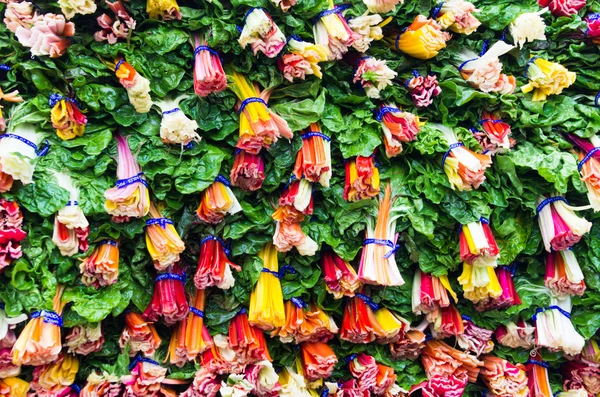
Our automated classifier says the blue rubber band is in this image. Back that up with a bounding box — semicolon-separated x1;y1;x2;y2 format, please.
524;56;539;78
237;97;267;115
441;142;465;167
0;64;10;71
162;108;180;116
302;131;331;142
363;238;400;259
375;106;400;121
71;384;81;394
345;354;358;364
321;388;329;397
462;315;472;322
283;174;297;191
31;310;63;327
114;59;125;73
115;172;148;189
190;307;204;318
155;273;186;283
578;147;600;172
129;355;159;370
480;39;489;57
194;45;219;57
235;149;242;155
97;240;117;247
395;33;401;50
532;305;571;322
200;235;231;256
313;4;351;24
500;27;508;42
480;217;489;224
430;2;444;19
479;119;503;125
499;262;518;276
215;174;231;187
535;196;568;216
0;303;4;310
355;293;380;311
0;133;49;156
262;265;296;279
145;218;173;228
290;297;307;309
67;201;78;206
595;91;600;108
458;58;478;72
525;359;550;369
589;13;600;21
238;307;248;315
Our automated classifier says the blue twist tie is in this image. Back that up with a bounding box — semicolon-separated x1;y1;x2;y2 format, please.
441;142;465;167
0;302;4;310
535;196;568;216
595;91;600;108
67;201;78;206
145;218;173;228
115;172;148;189
430;2;444;19
185;141;195;149
480;217;489;224
190;307;205;318
532;305;571;322
302;131;331;142
462;315;472;322
363;238;400;259
236;25;243;33
525;359;550;369
589;13;600;21
215;174;231;187
0;64;10;71
238;307;248;315
237;97;267;114
578;147;600;172
200;235;231;256
283;174;298;190
355;293;380;311
479;118;503;125
0;133;50;156
395;33;401;50
321;388;329;397
524;56;539;78
375;106;400;121
194;45;219;57
162;108;180;116
458;58;478;72
155;273;186;283
97;240;117;247
114;59;125;73
48;93;63;108
480;40;489;57
500;27;508;42
290;297;307;309
71;384;81;394
499;262;518;276
313;4;351;24
262;265;296;279
235;149;242;155
31;310;63;327
345;354;358;365
424;333;433;342
129;355;159;370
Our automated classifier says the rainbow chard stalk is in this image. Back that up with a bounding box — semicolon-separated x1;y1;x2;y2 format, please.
0;123;47;193
404;71;441;108
143;263;189;326
472;110;514;155
389;325;427;359
320;250;361;299
0;88;23;132
420;340;482;386
348;13;388;53
480;356;528;397
0;305;27;378
435;0;481;34
539;0;586;17
274;299;338;344
12;285;66;366
456;317;494;356
456;41;516;94
231;150;265;192
238;8;286;58
181;367;220;397
313;1;356;61
196;175;242;224
430;302;465;338
437;124;492;191
525;352;553;397
29;353;79;395
194;236;239;290
192;32;227;97
121;356;171;396
0;378;29;397
81;372;122;396
412;270;457;321
153;95;200;146
495;319;535;349
545;250;585;296
278;363;315;397
376;103;422;157
94;0;136;43
561;359;600;396
583;339;600;364
229;310;273;365
229;72;292;154
568;134;600;211
168;289;213;367
79;240;119;288
294;123;331;187
522;56;576;102
362;0;402;13
475;265;521;311
339;293;385;343
534;294;585;355
104;133;151;222
300;342;337;382
359;184;404;287
587;13;600;45
51;173;89;257
344;155;380;201
119;311;162;357
145;203;185;271
387;15;450;59
49;93;87;140
536;195;592;252
351;55;397;99
110;57;153;113
277;36;328;82
146;0;181;20
509;9;547;48
58;0;96;18
374;306;411;344
65;323;104;355
0;199;27;272
249;244;286;330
